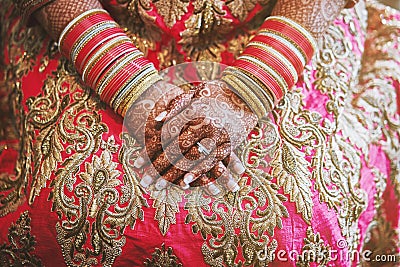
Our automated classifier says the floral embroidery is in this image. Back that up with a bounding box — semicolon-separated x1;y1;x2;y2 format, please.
1;0;399;266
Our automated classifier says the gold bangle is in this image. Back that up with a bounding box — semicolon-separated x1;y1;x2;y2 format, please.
229;68;275;110
82;37;131;83
221;74;270;118
70;21;119;65
238;55;289;96
58;9;108;52
111;64;154;110
119;73;163;116
95;51;142;95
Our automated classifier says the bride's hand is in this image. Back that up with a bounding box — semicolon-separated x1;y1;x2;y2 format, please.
134;80;257;193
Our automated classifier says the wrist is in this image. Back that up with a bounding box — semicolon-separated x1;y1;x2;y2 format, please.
223;16;316;118
58;8;162;116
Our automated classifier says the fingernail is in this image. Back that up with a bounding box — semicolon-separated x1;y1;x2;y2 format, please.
207;184;221;195
181;183;190;190
227;180;240;192
155;111;167;122
134;156;145;168
140;174;153;188
183;173;194;185
155;178;167;190
233;162;246;174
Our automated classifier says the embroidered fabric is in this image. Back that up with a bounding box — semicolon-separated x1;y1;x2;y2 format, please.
0;0;399;266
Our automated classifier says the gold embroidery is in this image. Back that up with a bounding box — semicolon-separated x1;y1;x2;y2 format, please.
359;1;400;199
0;211;42;266
185;119;286;266
109;0;161;56
144;243;183;266
226;31;254;60
271;142;313;224
151;186;184;235
361;217;400;266
185;7;376;265
308;8;369;249
227;0;259;22
0;1;51;216
157;41;186;69
296;227;331;267
2;1;399;267
11;50;146;264
51;112;146;265
153;0;189;28
114;0;275;64
179;0;232;60
357;6;400;265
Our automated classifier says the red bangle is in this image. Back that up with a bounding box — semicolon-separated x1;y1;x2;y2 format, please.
85;42;136;87
61;13;113;55
250;35;303;75
91;47;138;89
233;59;283;101
241;46;295;87
101;59;151;103
75;28;125;72
260;19;314;62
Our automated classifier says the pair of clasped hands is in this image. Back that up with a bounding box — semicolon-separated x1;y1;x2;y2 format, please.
125;79;258;195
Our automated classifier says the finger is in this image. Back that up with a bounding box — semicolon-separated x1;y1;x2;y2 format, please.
134;149;150;169
223;173;240;192
188;174;221;196
154;177;169;191
142;90;197;159
143;116;210;162
223;152;246;175
158;89;196;122
209;161;240;192
344;0;358;8
179;142;231;183
158;141;230;186
149;122;228;179
139;164;160;188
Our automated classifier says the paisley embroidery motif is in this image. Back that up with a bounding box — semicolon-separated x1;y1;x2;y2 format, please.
1;0;399;266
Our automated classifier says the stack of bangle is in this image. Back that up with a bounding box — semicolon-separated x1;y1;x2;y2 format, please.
58;9;162;116
222;16;317;118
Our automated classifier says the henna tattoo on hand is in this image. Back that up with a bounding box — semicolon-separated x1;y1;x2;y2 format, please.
271;0;347;40
34;0;103;40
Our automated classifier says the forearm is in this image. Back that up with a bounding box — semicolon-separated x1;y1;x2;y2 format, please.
34;0;103;40
19;0;162;117
222;0;350;118
271;0;348;40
